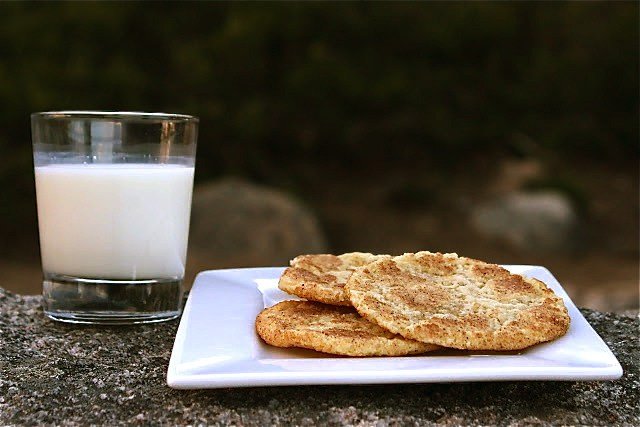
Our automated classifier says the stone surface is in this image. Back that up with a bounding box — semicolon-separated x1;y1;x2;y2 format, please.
189;179;327;268
470;191;579;253
1;287;638;426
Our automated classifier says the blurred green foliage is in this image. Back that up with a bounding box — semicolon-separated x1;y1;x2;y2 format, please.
0;2;637;241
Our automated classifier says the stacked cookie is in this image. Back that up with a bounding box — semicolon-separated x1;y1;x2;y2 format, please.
255;251;570;356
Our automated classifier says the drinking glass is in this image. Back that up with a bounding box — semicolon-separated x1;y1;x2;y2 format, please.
31;111;198;324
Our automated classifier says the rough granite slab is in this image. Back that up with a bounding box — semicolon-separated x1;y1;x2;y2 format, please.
0;287;638;426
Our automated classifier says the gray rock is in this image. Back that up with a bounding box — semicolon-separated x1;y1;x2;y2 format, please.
189;179;327;268
470;191;579;252
1;287;638;426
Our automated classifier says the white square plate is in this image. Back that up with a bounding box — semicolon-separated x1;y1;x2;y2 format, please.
167;266;622;389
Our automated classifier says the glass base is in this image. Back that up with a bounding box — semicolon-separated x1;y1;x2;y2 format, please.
42;274;183;325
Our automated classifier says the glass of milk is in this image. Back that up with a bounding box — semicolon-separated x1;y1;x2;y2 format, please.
31;111;198;324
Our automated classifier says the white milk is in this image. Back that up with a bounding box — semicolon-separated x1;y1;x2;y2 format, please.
35;164;195;280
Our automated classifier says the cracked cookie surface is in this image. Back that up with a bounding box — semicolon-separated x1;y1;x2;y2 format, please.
278;252;390;306
345;251;570;350
256;300;439;356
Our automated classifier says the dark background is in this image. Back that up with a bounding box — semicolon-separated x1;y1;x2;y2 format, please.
0;2;637;310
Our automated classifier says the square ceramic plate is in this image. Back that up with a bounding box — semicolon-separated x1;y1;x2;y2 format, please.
167;266;622;389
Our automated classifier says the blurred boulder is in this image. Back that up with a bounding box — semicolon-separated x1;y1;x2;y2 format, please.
489;157;544;195
470;191;579;253
189;179;327;267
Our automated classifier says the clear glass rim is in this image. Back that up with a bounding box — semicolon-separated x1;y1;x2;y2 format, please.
31;110;198;123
